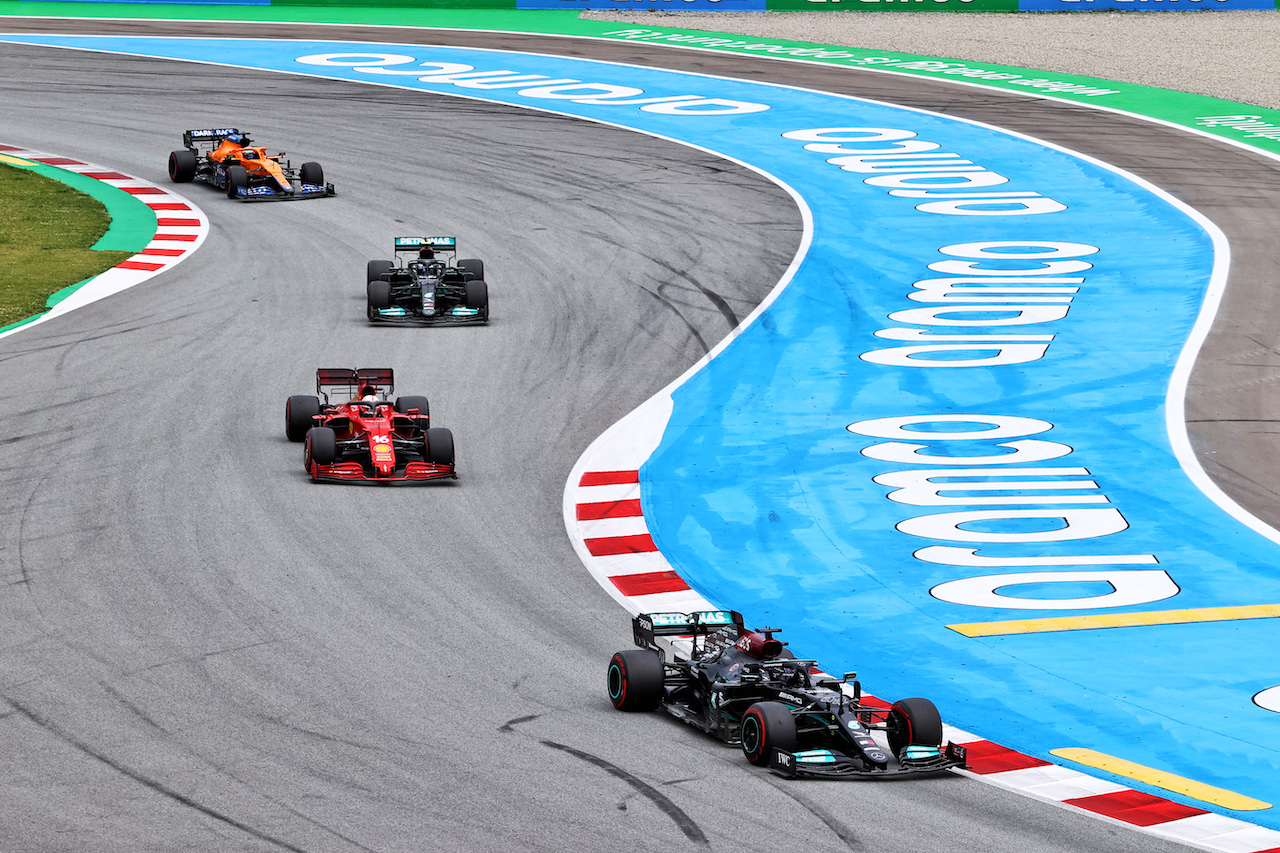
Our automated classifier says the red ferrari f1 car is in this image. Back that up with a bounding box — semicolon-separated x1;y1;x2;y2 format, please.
284;368;456;483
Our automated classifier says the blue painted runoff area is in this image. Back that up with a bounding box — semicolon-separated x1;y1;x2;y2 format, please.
1;33;1274;821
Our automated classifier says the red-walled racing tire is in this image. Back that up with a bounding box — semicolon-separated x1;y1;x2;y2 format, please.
607;649;663;712
741;701;798;766
887;697;944;757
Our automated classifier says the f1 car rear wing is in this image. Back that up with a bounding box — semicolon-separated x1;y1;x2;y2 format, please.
395;236;457;251
315;367;394;403
182;128;246;149
394;237;457;262
633;610;743;648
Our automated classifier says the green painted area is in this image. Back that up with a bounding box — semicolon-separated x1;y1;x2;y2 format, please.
0;2;586;28
0;154;156;331
1;2;1277;159
6;156;157;252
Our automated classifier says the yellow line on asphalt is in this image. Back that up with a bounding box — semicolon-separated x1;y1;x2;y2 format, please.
1051;748;1271;811
947;603;1280;637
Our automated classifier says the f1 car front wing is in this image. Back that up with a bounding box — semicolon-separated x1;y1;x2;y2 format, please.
769;742;967;779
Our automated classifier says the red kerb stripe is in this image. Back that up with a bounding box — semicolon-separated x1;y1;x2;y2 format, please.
961;740;1052;774
611;572;690;596
152;233;198;242
580;470;640;487
156;217;202;227
1063;790;1208;827
137;248;186;257
32;157;86;166
121;186;166;195
116;261;166;272
577;499;643;521
585;534;657;556
82;171;132;180
146;202;191;211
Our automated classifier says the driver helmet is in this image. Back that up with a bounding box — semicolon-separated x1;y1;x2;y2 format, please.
418;246;435;259
358;384;380;401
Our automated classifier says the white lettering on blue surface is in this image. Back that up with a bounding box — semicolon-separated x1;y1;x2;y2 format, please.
781;127;1067;215
862;241;1099;368
294;53;769;114
846;414;1168;611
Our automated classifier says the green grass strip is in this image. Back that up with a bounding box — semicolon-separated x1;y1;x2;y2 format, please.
0;155;155;329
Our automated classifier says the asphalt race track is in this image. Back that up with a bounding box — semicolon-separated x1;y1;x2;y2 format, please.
4;18;1279;853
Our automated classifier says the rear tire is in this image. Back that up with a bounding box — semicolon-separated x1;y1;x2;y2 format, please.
464;279;488;317
741;701;798;766
305;426;337;468
367;260;394;283
224;164;247;199
394;395;430;421
300;161;324;186
168;149;196;182
424;428;454;465
887;697;944;756
607;649;664;711
457;258;484;280
285;395;321;442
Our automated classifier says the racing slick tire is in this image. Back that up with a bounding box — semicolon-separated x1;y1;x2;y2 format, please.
887;697;944;756
457;258;485;281
741;701;798;766
168;149;196;183
607;649;664;712
300;161;324;186
224;164;248;199
464;280;489;316
394;395;430;422
424;428;454;465
367;260;394;283
367;280;392;317
285;395;322;442
305;426;337;469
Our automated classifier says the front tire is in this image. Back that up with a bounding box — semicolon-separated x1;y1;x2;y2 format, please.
300;161;324;186
464;279;488;317
168;149;196;182
305;426;337;469
367;280;392;317
424;428;454;465
741;701;798;766
367;260;394;283
887;697;944;756
607;649;663;711
285;395;321;442
224;164;247;199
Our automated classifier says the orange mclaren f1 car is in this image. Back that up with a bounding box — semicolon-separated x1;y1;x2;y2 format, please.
167;128;334;201
285;368;456;484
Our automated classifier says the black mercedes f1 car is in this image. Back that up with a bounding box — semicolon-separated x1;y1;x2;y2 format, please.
608;610;967;779
366;237;488;325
